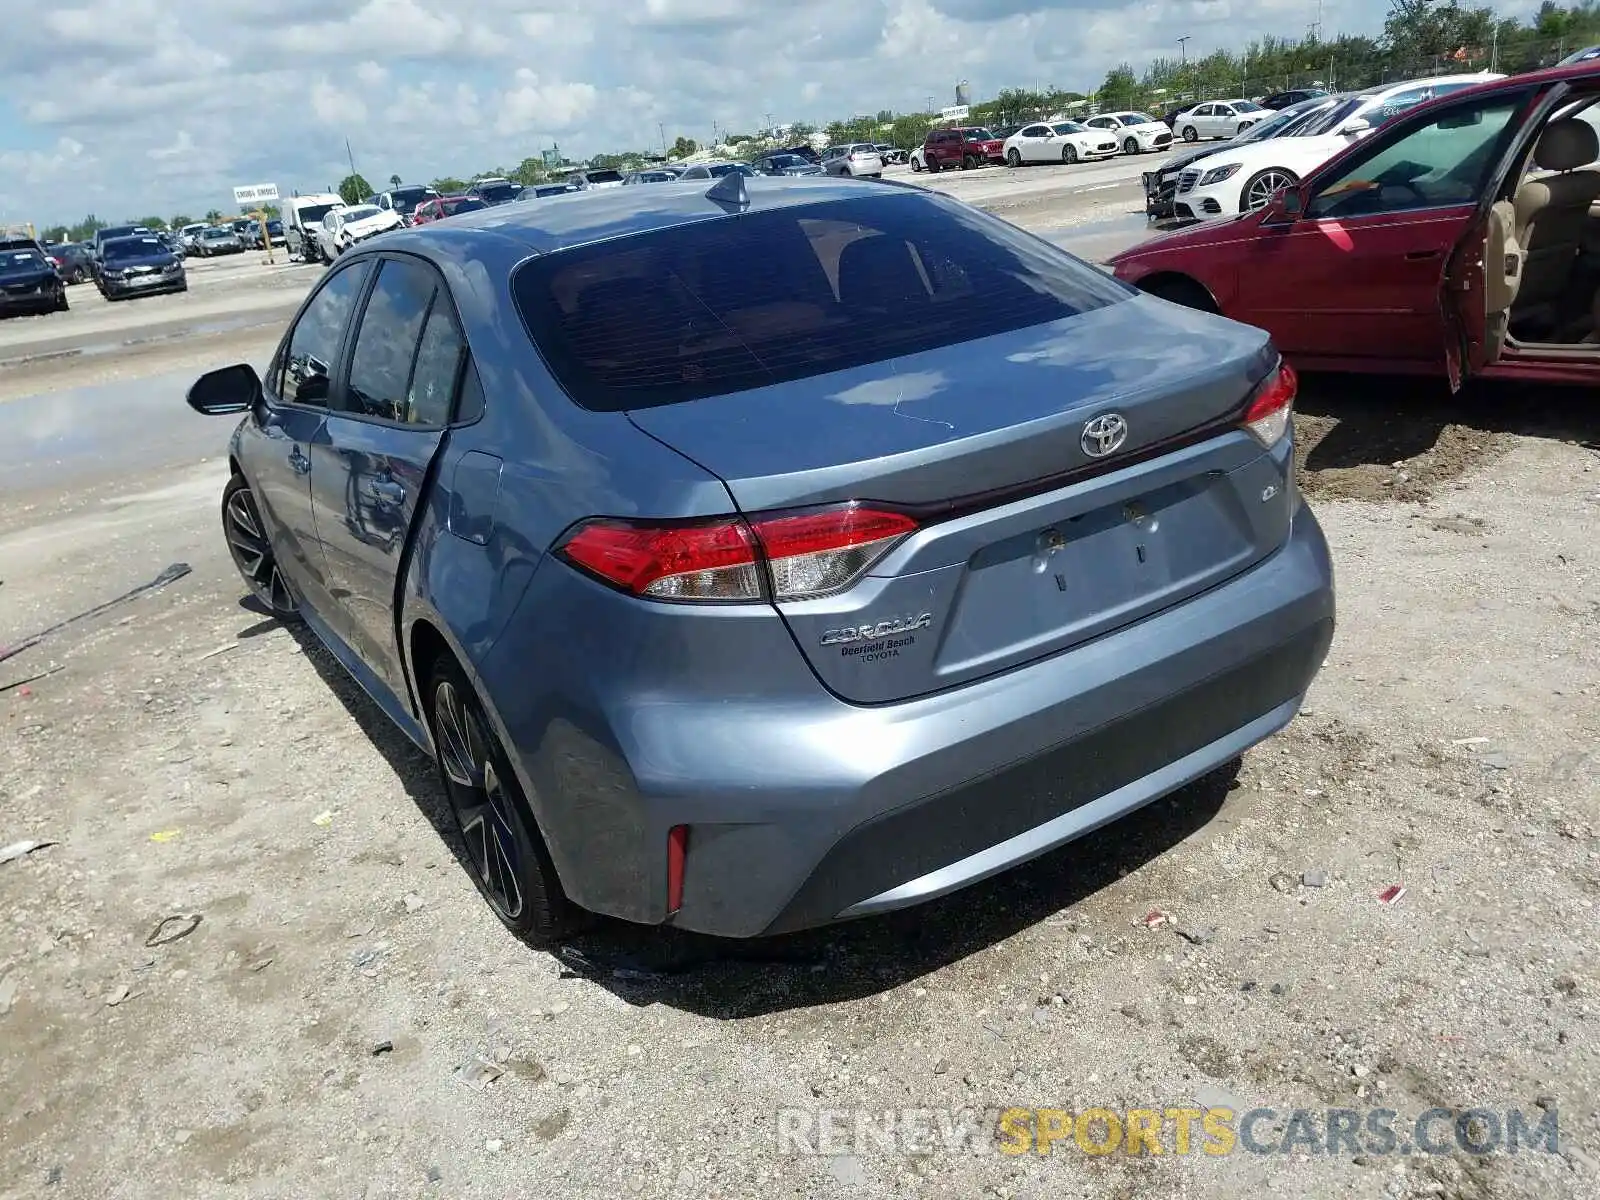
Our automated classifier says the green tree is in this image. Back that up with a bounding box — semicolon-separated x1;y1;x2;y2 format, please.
42;225;69;242
670;135;698;158
337;173;373;205
136;215;168;230
170;214;193;231
204;209;222;223
431;176;468;193
510;158;547;185
389;173;402;188
1098;64;1139;108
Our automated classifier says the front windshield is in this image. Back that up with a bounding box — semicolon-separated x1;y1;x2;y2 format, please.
391;188;436;213
1052;122;1086;134
105;237;165;261
1235;100;1334;142
771;155;803;167
202;229;230;239
966;128;995;141
1118;113;1155;125
341;206;381;222
1234;100;1266;112
296;203;339;225
1300;96;1370;136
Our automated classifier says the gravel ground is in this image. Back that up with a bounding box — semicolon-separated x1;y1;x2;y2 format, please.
2;171;1599;1199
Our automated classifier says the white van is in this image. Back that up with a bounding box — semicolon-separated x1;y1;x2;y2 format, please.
283;194;345;263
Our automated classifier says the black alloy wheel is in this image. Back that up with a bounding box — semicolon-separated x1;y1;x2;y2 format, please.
222;475;298;618
1061;145;1078;164
427;655;577;940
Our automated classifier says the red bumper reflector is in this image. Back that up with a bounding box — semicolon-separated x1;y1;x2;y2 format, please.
667;825;689;915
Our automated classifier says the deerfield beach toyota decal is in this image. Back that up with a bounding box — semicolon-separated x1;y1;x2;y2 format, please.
820;612;934;662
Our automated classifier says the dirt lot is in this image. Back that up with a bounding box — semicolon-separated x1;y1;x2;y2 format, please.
3;182;1599;1199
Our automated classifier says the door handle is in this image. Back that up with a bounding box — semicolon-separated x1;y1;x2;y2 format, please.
364;478;406;506
288;446;311;475
1405;249;1441;261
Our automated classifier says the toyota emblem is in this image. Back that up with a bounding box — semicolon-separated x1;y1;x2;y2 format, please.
1080;413;1129;458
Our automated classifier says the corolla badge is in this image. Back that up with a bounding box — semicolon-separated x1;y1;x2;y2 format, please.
1081;412;1130;458
820;612;933;647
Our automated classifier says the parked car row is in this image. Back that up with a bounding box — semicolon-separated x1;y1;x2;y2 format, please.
1143;72;1506;220
1115;62;1600;388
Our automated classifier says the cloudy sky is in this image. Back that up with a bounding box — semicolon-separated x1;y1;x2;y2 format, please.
0;0;1496;226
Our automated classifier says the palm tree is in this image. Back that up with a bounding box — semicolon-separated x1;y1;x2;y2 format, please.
204;209;222;223
389;174;402;189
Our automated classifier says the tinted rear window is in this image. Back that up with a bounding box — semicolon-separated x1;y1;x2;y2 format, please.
510;192;1129;412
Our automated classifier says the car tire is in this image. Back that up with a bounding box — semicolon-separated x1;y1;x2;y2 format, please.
910;156;923;172
926;155;940;174
54;292;68;313
1007;148;1022;168
425;652;584;943
222;474;300;620
962;154;978;170
1240;167;1300;213
1123;137;1139;155
1061;145;1078;165
1182;125;1198;142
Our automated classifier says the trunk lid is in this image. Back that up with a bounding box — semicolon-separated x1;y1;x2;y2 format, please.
629;296;1293;703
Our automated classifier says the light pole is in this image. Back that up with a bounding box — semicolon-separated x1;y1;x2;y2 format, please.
1177;36;1191;103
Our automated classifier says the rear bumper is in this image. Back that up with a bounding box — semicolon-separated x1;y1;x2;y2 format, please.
489;499;1334;938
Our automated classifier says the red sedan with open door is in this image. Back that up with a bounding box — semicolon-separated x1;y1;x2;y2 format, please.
1108;61;1600;389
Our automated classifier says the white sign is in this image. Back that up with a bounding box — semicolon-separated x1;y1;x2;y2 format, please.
232;183;280;206
940;105;970;121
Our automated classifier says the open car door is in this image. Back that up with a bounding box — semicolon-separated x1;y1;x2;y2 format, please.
1441;200;1522;391
1441;81;1579;390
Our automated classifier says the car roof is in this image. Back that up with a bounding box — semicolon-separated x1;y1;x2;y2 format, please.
370;176;926;257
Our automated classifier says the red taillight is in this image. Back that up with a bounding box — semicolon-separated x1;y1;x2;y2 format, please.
1242;360;1297;447
666;825;688;915
556;504;917;603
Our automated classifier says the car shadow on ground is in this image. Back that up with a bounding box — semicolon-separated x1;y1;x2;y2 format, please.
267;599;1240;1016
1296;373;1600;472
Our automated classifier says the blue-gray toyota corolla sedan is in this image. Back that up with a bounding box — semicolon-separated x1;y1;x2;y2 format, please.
187;174;1335;941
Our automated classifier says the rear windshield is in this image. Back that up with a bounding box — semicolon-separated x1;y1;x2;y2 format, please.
443;196;488;215
2;249;46;268
511;192;1129;412
584;170;624;183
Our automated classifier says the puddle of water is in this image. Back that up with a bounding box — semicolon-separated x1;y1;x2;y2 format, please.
0;314;280;370
0;362;264;492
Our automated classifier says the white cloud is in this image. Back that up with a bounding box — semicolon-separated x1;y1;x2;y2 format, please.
497;70;599;135
0;0;1400;225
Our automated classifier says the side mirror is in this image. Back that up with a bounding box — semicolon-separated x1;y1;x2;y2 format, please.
1342;117;1371;138
187;363;261;415
1263;187;1303;224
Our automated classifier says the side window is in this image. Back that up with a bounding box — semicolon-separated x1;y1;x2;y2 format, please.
454;357;485;425
407;298;467;426
1308;95;1525;220
342;258;437;423
280;261;370;407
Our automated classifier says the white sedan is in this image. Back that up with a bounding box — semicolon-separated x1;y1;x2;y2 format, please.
1170;72;1506;219
1173;99;1269;142
1002;121;1121;167
1081;111;1176;155
314;204;404;262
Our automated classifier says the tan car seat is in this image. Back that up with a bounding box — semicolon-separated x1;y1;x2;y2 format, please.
1512;118;1600;319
